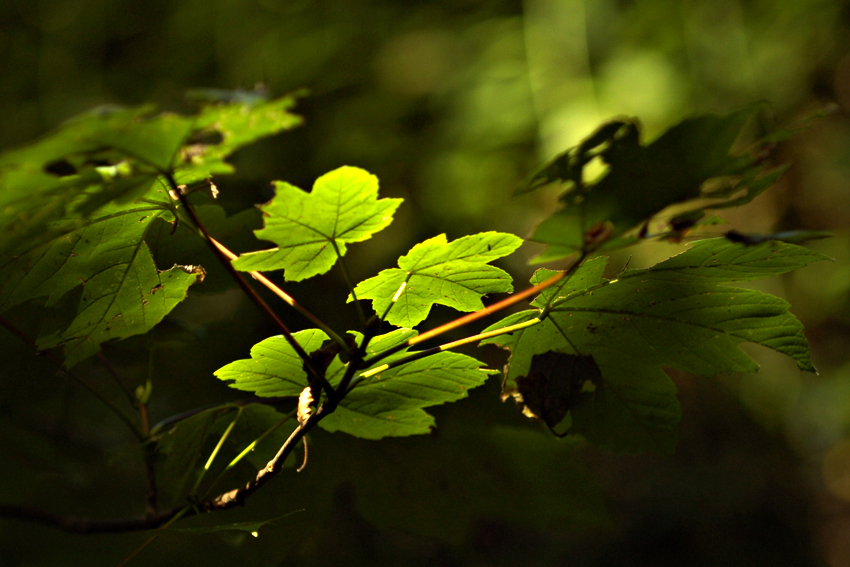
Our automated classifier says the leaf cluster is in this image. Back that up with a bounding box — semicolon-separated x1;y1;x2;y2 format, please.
0;95;827;543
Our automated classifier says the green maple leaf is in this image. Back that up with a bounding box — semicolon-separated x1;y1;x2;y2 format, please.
174;93;303;185
319;330;496;439
352;231;523;328
232;166;402;281
214;329;330;396
0;96;303;259
482;238;826;454
0;201;201;367
0;107;194;258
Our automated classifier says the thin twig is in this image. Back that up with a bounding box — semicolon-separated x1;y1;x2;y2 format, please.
0;247;590;536
361;252;586;368
0;504;179;534
357;318;542;381
164;173;335;400
208;237;350;352
200;400;332;513
96;352;136;405
0;316;144;440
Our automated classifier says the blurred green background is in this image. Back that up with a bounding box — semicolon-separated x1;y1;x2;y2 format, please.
1;0;850;565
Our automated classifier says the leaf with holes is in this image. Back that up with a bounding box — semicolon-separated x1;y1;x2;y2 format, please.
352;231;523;328
232;166;402;281
482;238;826;453
174;93;304;185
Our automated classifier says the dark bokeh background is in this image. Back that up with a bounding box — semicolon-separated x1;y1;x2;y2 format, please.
2;0;850;565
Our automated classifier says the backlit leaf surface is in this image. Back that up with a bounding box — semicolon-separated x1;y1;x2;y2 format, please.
319;329;495;439
352;231;522;328
232;166;401;280
214;329;330;397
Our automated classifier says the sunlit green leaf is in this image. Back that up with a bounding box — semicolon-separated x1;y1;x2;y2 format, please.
232;166;402;281
319;329;495;439
174;93;303;185
214;329;330;396
352;231;523;328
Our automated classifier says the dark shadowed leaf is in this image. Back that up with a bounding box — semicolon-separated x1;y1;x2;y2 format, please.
483;238;826;453
525;110;782;260
0;201;202;366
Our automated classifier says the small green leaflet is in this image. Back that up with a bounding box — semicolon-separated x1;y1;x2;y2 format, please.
0;202;201;367
319;329;496;439
232;167;402;281
215;329;330;396
215;328;493;439
482;238;826;454
352;232;523;328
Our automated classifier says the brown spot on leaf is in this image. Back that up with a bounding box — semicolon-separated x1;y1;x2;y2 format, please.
502;351;602;432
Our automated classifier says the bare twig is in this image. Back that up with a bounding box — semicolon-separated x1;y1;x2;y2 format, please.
0;504;179;534
96;352;136;405
208;237;350;352
0;244;589;536
356;318;542;382
361;252;586;368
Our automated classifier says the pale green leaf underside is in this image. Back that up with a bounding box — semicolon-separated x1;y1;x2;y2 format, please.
232;166;402;281
353;232;523;328
214;329;330;396
482;239;825;453
319;329;495;439
0;96;302;259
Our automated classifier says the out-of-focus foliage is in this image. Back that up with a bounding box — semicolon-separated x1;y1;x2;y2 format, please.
1;0;849;565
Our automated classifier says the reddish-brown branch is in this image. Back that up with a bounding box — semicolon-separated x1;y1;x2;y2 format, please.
165;175;335;399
